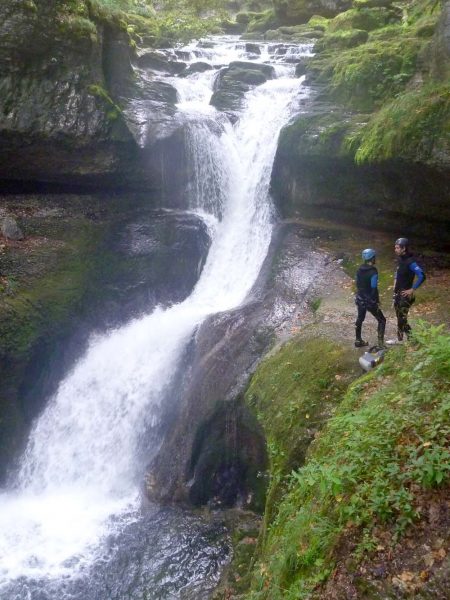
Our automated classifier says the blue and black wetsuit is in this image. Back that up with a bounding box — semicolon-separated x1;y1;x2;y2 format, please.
355;264;386;344
394;254;426;339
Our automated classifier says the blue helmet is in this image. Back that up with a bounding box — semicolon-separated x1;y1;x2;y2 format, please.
362;248;376;261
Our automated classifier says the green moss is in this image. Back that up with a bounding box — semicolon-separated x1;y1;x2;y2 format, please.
314;28;369;51
236;11;261;24
352;0;394;7
327;7;396;33
245;324;450;599
245;337;355;534
247;9;279;32
278;112;362;160
324;36;421;110
23;0;37;12
307;14;330;30
350;83;450;164
0;219;101;357
57;13;98;41
88;83;123;119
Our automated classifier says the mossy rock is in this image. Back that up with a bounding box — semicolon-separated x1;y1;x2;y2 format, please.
314;28;369;51
327;7;398;32
263;28;292;40
307;14;330;30
236;10;260;24
278;23;324;37
353;0;394;7
220;18;246;34
352;82;450;167
273;0;353;24
247;9;280;32
311;34;422;110
278;111;359;160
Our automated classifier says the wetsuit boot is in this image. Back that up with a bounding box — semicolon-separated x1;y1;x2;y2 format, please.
355;325;368;348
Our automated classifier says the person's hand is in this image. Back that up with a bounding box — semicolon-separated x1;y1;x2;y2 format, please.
401;288;414;298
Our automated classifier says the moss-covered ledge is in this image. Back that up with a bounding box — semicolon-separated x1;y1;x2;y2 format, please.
271;110;450;246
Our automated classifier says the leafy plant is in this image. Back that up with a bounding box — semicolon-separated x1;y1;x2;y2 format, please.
244;322;450;599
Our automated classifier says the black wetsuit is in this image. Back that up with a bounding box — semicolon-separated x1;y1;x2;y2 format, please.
394;254;426;339
355;263;386;343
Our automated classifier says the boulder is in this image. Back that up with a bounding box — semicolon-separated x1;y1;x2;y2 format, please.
1;216;24;240
183;61;213;76
245;42;262;54
137;51;185;74
210;62;275;113
314;28;369;50
273;0;352;25
295;57;311;76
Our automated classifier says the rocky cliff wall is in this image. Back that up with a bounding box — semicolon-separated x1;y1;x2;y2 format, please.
0;0;193;199
270;0;450;246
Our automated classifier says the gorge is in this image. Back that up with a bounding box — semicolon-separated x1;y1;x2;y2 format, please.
0;1;449;599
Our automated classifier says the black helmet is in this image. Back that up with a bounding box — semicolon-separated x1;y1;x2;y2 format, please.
395;237;409;248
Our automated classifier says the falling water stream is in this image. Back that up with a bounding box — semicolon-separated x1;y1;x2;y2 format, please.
0;36;310;600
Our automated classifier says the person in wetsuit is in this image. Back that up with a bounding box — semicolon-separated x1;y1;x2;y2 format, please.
355;248;386;348
393;237;426;341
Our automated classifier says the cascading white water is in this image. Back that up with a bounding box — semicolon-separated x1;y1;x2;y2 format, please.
0;37;307;594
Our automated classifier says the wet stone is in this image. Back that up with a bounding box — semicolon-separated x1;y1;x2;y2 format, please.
1;216;24;240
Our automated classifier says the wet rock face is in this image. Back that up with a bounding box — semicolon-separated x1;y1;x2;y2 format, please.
145;223;347;510
271;102;450;248
210;61;276;114
428;0;450;80
0;0;184;191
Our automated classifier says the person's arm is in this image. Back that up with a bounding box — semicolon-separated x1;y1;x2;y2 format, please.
401;262;425;297
410;262;425;289
370;272;379;302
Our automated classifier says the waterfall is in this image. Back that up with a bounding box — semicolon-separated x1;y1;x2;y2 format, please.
0;36;308;597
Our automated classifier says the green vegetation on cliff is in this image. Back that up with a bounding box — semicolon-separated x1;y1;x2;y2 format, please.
351;82;450;165
56;0;225;47
242;324;450;599
281;0;450;169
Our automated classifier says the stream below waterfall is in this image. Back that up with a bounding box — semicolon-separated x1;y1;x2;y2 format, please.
0;36;311;600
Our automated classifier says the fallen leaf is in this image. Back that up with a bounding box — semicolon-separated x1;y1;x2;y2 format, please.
424;553;435;568
435;548;447;560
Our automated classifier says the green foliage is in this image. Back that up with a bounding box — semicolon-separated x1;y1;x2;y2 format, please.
307;14;329;30
245;323;450;599
314;28;369;51
327;7;395;33
245;338;355;542
350;83;450;163
247;9;279;33
325;36;421;110
88;84;123;120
